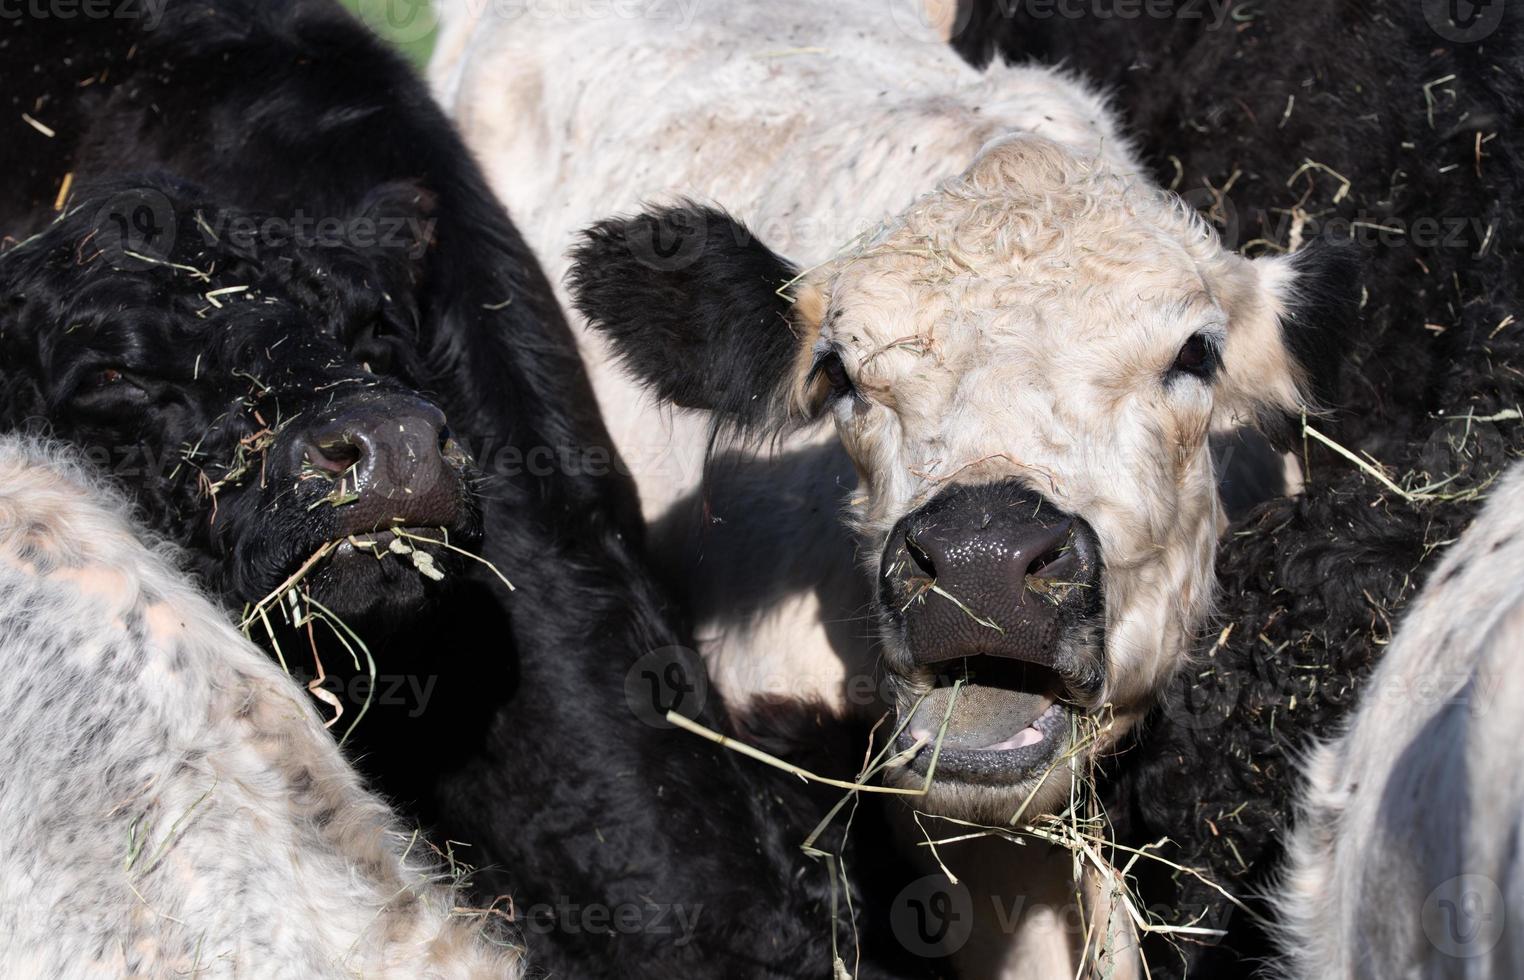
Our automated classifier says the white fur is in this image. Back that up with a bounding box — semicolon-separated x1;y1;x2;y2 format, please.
0;438;523;979
1274;463;1524;979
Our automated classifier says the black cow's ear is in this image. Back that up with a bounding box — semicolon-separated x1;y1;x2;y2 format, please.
351;180;438;281
568;203;814;435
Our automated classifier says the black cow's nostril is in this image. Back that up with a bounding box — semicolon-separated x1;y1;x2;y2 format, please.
287;395;463;533
306;439;362;476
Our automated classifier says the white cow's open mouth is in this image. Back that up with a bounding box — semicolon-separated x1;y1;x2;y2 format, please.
894;657;1078;784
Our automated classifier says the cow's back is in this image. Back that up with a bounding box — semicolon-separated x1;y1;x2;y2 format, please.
0;438;520;978
1276;463;1524;978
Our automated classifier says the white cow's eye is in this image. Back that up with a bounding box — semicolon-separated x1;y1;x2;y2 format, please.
1170;333;1220;381
810;349;859;402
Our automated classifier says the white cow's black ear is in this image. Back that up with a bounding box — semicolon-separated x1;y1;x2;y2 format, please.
1218;235;1362;448
569;203;810;435
1278;237;1363;413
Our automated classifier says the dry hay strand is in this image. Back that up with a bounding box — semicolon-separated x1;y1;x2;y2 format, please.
237;527;515;742
894;576;1006;634
910;710;1264;979
666;686;963;978
674;694;1260;977
1302;412;1518;505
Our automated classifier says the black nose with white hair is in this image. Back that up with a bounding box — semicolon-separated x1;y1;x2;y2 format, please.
879;481;1103;669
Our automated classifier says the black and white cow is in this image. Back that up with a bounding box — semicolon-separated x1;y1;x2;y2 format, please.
948;3;1524;974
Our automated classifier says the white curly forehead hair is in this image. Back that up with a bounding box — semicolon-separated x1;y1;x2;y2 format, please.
570;134;1359;820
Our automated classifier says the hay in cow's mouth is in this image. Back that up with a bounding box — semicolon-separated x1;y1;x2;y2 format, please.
237;527;513;741
894;656;1077;783
906;706;1261;973
334;526;515;591
662;680;1260;975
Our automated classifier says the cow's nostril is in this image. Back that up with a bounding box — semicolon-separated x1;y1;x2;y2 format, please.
287;396;464;534
879;483;1102;671
905;533;937;578
307;440;362;476
1026;536;1072;579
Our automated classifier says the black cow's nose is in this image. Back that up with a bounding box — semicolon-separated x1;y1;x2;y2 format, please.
881;482;1102;668
291;395;462;532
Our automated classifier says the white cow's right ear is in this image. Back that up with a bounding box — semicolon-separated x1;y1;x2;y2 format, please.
568;203;821;437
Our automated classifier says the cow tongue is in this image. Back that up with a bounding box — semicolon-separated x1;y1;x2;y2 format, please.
908;682;1054;752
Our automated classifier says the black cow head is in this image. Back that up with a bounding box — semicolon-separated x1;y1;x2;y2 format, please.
0;176;482;625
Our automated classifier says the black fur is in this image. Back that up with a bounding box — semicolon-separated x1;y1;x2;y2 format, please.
0;4;934;977
1210;429;1284;522
956;2;1524;975
1281;237;1364;418
0;175;484;621
952;0;1206;79
569;203;807;433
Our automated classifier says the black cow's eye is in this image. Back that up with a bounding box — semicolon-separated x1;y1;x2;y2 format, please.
809;349;858;402
71;366;150;413
1170;333;1219;381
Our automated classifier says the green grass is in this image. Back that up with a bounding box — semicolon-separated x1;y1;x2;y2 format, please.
337;0;438;68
